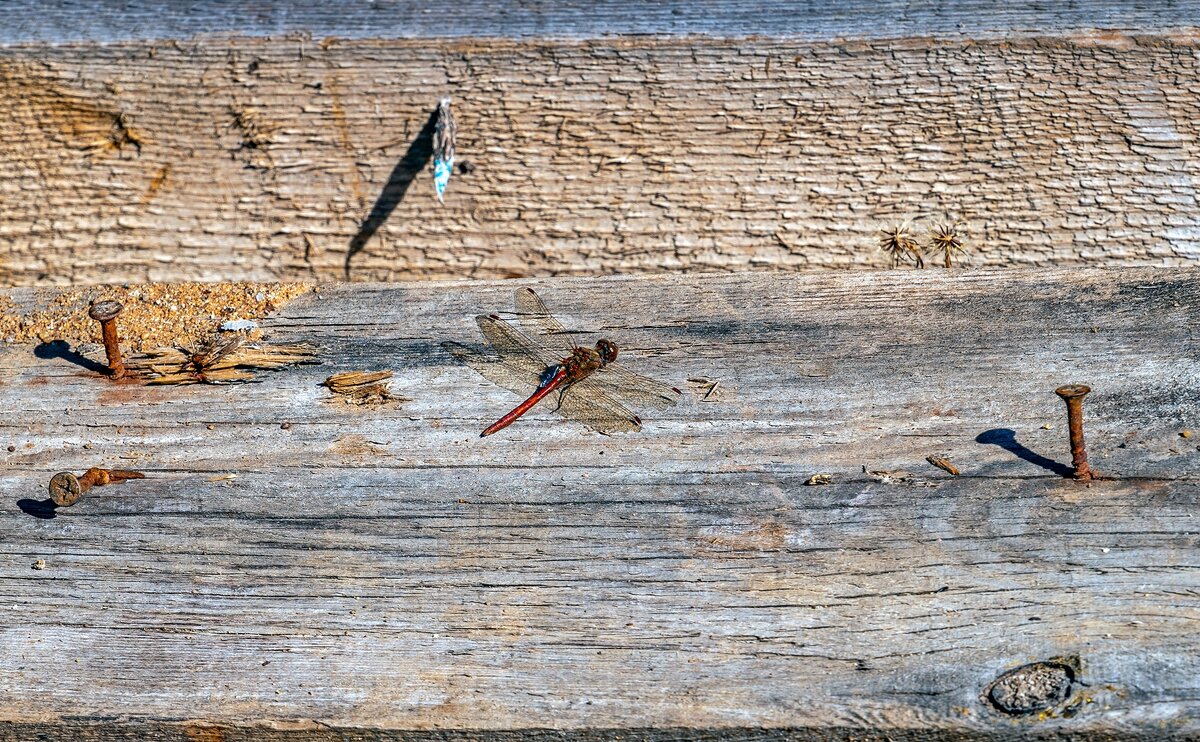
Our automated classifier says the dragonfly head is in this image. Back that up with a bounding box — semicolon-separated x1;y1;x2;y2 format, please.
595;339;618;365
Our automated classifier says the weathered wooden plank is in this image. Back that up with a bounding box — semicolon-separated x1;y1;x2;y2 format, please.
0;268;1197;738
2;0;1197;44
2;33;1199;286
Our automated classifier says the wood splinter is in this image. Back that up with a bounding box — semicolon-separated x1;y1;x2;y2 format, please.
127;335;319;385
324;370;408;407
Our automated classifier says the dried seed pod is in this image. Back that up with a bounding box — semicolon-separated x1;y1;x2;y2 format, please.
927;221;967;268
878;222;924;268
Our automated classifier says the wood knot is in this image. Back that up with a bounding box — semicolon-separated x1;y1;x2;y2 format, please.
985;656;1079;716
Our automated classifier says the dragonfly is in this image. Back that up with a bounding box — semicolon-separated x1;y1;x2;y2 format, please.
448;288;681;437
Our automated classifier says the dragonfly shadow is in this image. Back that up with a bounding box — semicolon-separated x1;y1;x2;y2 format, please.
17;498;58;520
34;340;108;374
441;340;497;370
345;106;439;279
976;428;1073;477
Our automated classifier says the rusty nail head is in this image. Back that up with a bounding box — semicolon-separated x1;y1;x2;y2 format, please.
88;300;123;323
1055;384;1091;401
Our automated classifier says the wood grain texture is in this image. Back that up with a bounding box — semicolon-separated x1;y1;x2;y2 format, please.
0;268;1197;739
2;0;1197;44
2;33;1200;286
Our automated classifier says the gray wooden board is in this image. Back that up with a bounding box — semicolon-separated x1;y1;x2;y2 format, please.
1;0;1197;44
0;267;1198;738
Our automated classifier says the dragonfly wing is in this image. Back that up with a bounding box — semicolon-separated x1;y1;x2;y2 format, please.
443;315;560;399
514;287;579;351
476;314;563;370
442;339;541;399
582;363;682;410
556;383;643;435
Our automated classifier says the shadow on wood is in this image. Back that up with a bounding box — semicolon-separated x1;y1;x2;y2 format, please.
345;106;439;279
976;428;1073;478
16;498;57;520
33;340;107;375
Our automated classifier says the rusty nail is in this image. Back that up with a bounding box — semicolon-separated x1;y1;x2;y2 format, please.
88;300;126;379
1055;384;1093;481
48;467;146;507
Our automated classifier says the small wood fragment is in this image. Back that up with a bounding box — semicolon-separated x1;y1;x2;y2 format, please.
687;377;723;402
805;473;833;486
864;467;914;484
926;455;961;476
324;370;408;408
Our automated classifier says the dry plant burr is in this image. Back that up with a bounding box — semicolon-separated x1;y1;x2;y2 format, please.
88;300;126;379
927;221;967;268
878;222;924;268
48;467;146;507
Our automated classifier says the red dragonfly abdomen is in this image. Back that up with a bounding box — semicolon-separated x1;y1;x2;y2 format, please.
480;365;570;437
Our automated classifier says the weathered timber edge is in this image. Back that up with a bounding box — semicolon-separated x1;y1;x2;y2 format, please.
2;0;1197;45
0;268;1197;738
0;724;1181;741
2;33;1200;285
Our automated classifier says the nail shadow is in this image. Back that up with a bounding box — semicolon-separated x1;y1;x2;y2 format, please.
344;106;439;279
34;340;108;374
17;498;58;520
976;428;1073;477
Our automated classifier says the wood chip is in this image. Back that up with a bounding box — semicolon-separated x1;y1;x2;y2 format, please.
864;467;914;484
324;370;408;408
926;455;961;476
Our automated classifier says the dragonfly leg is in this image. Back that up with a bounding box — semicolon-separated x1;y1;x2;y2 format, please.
551;382;573;413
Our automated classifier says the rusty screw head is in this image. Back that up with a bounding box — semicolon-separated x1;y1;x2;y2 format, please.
1055;384;1091;401
48;472;84;507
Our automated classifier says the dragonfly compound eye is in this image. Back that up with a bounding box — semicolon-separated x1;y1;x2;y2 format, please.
596;339;618;364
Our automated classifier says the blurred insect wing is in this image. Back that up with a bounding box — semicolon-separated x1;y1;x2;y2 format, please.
433;97;457;204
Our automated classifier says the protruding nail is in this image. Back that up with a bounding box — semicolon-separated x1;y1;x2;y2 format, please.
1055;384;1093;480
88;300;126;379
47;467;146;507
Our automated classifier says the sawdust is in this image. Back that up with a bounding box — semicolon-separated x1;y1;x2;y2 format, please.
0;283;314;352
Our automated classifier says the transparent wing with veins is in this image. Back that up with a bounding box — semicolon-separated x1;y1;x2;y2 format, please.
444;315;555;399
515;286;580;351
514;287;682;411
